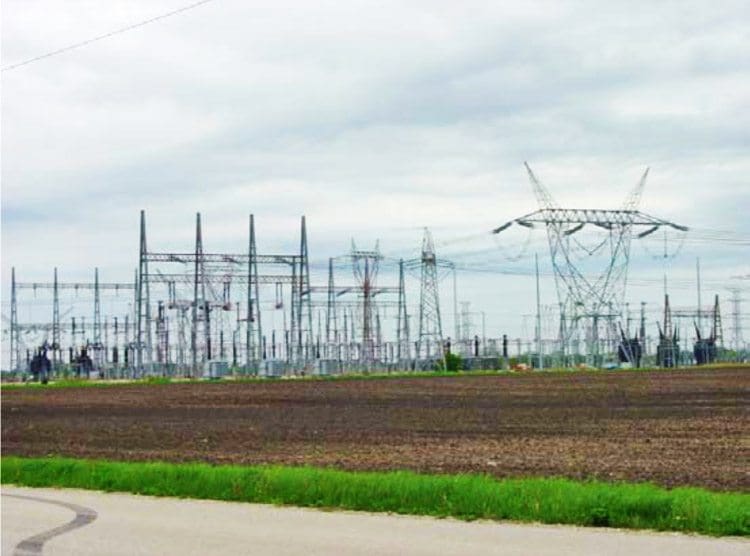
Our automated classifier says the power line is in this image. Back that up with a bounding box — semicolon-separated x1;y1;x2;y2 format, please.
1;0;220;72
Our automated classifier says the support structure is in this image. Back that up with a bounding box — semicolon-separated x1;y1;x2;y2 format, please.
93;267;103;368
712;294;723;348
494;163;687;366
294;216;313;364
416;229;443;360
52;268;60;370
657;294;679;367
351;241;381;365
535;253;543;369
325;257;338;359
727;287;744;353
191;212;210;375
137;210;152;375
8;268;134;375
396;259;410;364
245;214;263;372
10;267;19;372
135;211;314;376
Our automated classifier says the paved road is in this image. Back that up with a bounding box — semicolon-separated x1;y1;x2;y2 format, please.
2;486;747;555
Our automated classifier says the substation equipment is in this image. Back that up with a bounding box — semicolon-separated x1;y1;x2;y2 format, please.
134;212;420;377
7;266;136;378
7;165;742;378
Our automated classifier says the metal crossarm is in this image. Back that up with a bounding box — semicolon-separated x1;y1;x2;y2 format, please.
495;209;688;231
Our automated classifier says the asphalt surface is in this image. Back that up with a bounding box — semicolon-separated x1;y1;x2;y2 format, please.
2;486;748;555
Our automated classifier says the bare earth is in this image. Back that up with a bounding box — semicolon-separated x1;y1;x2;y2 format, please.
2;368;748;491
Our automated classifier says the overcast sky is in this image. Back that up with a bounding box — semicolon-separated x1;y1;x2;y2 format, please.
2;0;749;364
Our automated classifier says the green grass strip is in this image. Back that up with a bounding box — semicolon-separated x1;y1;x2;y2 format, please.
3;364;748;391
2;457;747;536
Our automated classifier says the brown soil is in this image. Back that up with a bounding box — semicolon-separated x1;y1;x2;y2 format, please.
2;368;748;491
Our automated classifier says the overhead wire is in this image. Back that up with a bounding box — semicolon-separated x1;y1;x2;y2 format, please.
1;0;220;72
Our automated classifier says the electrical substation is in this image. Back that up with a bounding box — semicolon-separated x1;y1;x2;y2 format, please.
3;166;748;380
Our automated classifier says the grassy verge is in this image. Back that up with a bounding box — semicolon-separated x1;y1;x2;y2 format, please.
0;371;511;390
0;377;174;390
3;364;749;391
2;457;747;536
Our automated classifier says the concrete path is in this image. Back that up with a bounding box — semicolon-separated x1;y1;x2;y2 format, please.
2;486;747;555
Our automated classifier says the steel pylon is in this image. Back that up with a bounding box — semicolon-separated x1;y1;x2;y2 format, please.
494;164;687;364
416;228;443;359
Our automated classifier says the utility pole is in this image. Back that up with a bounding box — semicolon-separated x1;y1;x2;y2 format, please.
662;228;669;296
131;268;137;375
535;253;543;370
71;317;76;359
246;214;262;371
325;257;337;359
192;212;206;376
246;215;254;372
113;317;119;371
10;267;18;372
52;267;60;372
452;265;458;346
93;267;102;369
558;303;567;365
396;258;409;365
363;257;374;362
297;216;313;364
480;311;486;357
696;258;702;335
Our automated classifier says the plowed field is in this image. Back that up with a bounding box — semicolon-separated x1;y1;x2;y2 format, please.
3;368;748;491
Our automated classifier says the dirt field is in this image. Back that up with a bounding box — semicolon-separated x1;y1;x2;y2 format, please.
2;368;748;491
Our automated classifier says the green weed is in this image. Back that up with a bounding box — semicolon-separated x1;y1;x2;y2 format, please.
1;456;747;537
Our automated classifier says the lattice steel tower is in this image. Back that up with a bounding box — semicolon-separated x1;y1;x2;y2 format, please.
396;259;410;363
351;241;381;364
416;228;443;359
494;163;687;364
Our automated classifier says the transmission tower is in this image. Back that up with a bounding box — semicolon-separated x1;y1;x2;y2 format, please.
292;216;313;363
246;214;262;370
190;212;211;375
325;257;338;359
730;287;744;353
711;294;723;347
396;258;410;364
351;241;381;365
494;163;687;365
460;301;472;342
416;228;443;359
136;210;152;375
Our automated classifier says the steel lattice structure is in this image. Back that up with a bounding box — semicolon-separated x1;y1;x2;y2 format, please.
136;211;314;376
494;163;688;364
350;241;382;365
8;266;135;373
415;228;443;359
